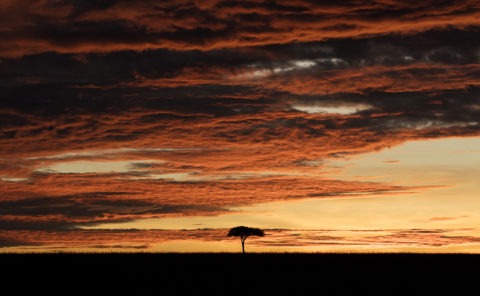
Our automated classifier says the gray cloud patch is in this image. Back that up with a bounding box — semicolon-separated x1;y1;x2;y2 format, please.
0;193;226;230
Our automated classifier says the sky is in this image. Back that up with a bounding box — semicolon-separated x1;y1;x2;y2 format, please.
1;0;480;253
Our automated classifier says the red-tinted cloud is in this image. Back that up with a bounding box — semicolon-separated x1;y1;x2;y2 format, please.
1;228;479;250
2;0;480;57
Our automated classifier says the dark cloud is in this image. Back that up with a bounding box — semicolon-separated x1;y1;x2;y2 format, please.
3;28;480;88
0;236;39;248
0;228;227;248
90;244;148;249
0;192;226;230
1;0;480;57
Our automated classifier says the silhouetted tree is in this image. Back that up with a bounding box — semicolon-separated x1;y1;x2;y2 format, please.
228;226;265;253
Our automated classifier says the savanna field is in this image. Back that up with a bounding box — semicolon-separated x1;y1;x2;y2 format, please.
2;253;479;295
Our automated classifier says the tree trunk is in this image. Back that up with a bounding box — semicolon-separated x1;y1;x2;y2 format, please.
241;238;245;254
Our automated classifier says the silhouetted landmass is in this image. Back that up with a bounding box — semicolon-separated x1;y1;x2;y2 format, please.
1;253;478;295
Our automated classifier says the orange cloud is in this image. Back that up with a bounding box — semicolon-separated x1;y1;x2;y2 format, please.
117;63;480;95
2;0;480;57
2;228;479;250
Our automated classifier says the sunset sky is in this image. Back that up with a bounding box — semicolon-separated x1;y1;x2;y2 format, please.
1;0;480;253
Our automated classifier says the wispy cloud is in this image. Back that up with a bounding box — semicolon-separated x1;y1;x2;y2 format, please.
2;228;479;251
2;0;480;57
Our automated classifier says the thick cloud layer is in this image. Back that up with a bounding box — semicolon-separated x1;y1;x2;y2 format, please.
1;0;480;57
1;0;480;249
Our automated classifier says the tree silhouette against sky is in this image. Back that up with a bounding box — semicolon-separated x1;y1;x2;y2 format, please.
228;226;265;253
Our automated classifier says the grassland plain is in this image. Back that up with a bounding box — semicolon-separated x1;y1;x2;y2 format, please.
1;253;479;295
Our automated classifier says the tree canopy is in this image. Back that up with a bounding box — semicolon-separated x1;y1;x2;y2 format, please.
228;226;265;253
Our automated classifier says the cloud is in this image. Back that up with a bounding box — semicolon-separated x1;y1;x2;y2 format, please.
0;228;229;248
2;0;480;57
0;171;409;230
2;228;479;250
251;229;480;248
34;159;165;174
291;102;373;115
413;216;470;223
1;1;480;238
0;235;40;248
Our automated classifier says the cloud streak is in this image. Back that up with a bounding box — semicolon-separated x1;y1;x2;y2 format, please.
2;0;480;57
2;228;479;251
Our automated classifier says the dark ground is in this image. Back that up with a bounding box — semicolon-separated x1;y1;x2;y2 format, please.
1;253;478;295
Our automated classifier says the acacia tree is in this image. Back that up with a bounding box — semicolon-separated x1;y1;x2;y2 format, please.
228;226;265;253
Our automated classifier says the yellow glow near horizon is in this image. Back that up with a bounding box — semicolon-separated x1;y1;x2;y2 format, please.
79;138;480;252
83;136;480;250
327;136;480;185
